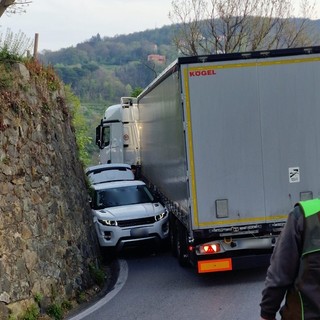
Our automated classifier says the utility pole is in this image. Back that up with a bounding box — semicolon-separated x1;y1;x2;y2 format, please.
33;33;39;60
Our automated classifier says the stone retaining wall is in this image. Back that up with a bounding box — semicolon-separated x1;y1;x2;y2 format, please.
0;62;98;318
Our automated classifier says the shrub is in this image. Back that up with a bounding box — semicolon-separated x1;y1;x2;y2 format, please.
46;304;63;320
21;304;40;320
0;29;33;62
89;263;105;288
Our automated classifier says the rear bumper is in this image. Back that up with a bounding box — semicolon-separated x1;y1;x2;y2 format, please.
191;232;278;273
197;252;271;273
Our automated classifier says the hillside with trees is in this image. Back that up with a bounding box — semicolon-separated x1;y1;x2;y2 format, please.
39;26;179;106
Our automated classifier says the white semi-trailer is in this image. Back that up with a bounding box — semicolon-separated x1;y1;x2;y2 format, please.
96;46;320;273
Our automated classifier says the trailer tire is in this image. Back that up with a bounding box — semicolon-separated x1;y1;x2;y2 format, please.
169;215;178;257
176;223;189;267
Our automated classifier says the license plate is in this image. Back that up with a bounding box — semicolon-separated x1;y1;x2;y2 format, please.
198;258;232;273
130;227;149;237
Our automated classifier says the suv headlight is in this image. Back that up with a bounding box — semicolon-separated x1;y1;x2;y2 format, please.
154;210;168;222
98;219;118;226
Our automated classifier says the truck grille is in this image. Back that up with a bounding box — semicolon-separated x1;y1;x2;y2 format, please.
118;217;155;228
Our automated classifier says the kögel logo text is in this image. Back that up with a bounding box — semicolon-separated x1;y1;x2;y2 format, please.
190;69;216;77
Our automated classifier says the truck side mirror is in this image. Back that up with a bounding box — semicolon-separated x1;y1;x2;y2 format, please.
95;124;104;149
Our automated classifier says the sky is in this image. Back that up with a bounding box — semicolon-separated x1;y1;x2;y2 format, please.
0;0;319;53
0;0;173;52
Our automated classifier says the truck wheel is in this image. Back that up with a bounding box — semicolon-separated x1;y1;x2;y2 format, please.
176;223;189;267
169;216;178;257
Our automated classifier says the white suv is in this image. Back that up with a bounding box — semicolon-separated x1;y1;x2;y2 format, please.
89;180;169;251
85;163;134;184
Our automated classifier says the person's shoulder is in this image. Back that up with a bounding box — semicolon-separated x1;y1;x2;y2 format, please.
292;204;303;219
291;204;305;233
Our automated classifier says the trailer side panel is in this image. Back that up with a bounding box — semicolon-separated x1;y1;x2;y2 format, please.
138;70;189;217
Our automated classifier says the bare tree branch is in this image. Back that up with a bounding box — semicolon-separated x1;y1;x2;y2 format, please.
0;0;15;17
0;0;31;17
169;0;319;55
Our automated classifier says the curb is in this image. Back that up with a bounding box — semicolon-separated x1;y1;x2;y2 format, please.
66;259;128;320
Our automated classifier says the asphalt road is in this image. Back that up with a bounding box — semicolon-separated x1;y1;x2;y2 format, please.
69;246;271;320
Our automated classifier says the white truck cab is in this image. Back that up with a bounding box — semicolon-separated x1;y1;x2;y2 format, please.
89;180;169;251
96;97;140;166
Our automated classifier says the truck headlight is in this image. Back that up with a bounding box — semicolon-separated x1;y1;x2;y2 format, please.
98;219;118;226
154;211;168;222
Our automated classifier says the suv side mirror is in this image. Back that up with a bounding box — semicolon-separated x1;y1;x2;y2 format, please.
87;195;93;207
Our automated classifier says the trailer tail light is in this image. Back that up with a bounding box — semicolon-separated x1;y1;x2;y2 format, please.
199;243;221;254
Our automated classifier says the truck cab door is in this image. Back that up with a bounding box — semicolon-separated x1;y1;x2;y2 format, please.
97;123;124;164
109;122;124;163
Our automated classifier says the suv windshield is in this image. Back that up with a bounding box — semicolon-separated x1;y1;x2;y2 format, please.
95;185;154;209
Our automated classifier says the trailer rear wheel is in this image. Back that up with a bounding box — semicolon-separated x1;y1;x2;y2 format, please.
169;215;178;257
176;223;189;267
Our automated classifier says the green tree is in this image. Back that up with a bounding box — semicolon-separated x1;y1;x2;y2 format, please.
131;87;143;97
65;85;92;166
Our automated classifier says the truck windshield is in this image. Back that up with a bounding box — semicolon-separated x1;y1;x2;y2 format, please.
96;185;154;209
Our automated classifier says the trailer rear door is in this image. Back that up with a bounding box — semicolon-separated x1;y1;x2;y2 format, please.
181;53;320;230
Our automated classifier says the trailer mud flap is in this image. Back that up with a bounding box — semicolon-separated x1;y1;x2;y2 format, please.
198;258;232;273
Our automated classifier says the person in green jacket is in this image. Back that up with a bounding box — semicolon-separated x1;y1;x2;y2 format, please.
260;198;320;320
